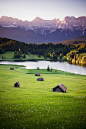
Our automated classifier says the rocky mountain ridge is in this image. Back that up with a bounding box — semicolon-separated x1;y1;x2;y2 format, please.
0;16;86;30
0;16;86;43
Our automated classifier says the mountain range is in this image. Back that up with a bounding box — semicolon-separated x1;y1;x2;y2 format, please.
0;16;86;43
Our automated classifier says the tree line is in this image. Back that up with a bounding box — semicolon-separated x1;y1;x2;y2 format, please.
0;37;86;65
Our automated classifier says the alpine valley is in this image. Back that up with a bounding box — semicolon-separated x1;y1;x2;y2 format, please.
0;16;86;43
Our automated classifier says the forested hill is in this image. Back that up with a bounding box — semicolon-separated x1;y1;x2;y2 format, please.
0;37;86;66
59;36;86;45
0;37;70;55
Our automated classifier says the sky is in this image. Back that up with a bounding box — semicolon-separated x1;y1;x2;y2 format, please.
0;0;86;21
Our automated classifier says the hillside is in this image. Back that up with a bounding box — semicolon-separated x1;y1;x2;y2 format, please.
0;65;86;129
61;36;86;45
0;37;86;66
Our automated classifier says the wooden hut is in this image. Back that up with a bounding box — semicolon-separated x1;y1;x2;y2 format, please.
53;83;67;93
35;73;40;76
37;78;44;81
14;82;20;87
10;68;14;70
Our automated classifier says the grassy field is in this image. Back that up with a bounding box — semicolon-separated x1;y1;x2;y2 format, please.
0;51;62;62
0;51;45;61
0;64;86;129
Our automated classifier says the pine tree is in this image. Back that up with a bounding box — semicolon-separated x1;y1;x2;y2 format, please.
47;65;50;71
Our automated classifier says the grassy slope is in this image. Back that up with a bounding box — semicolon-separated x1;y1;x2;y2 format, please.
0;51;45;61
0;51;14;59
61;36;86;45
0;65;86;129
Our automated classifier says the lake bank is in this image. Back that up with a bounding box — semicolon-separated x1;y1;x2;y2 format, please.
0;50;86;67
0;60;86;75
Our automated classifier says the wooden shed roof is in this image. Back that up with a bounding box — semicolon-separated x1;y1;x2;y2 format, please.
53;83;67;92
59;83;67;92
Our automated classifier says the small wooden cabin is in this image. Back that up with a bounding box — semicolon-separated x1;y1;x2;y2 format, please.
35;73;40;76
53;83;67;93
37;78;44;81
14;82;20;87
10;68;14;70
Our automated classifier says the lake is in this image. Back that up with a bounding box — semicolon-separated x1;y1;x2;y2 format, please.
0;61;86;75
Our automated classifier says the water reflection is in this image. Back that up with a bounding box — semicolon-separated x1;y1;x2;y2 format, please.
68;61;86;67
0;61;86;75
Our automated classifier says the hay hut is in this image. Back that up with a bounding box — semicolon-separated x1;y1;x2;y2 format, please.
35;73;40;76
37;78;44;81
53;83;67;93
10;68;14;70
14;82;20;87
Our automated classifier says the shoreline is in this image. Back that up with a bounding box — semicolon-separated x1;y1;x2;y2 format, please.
0;59;86;67
0;61;86;75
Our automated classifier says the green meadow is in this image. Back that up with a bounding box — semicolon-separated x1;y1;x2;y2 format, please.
0;64;86;129
0;51;45;61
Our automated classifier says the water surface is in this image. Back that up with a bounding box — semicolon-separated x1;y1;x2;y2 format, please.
0;61;86;75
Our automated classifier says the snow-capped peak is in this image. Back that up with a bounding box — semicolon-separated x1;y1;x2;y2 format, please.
0;16;86;33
